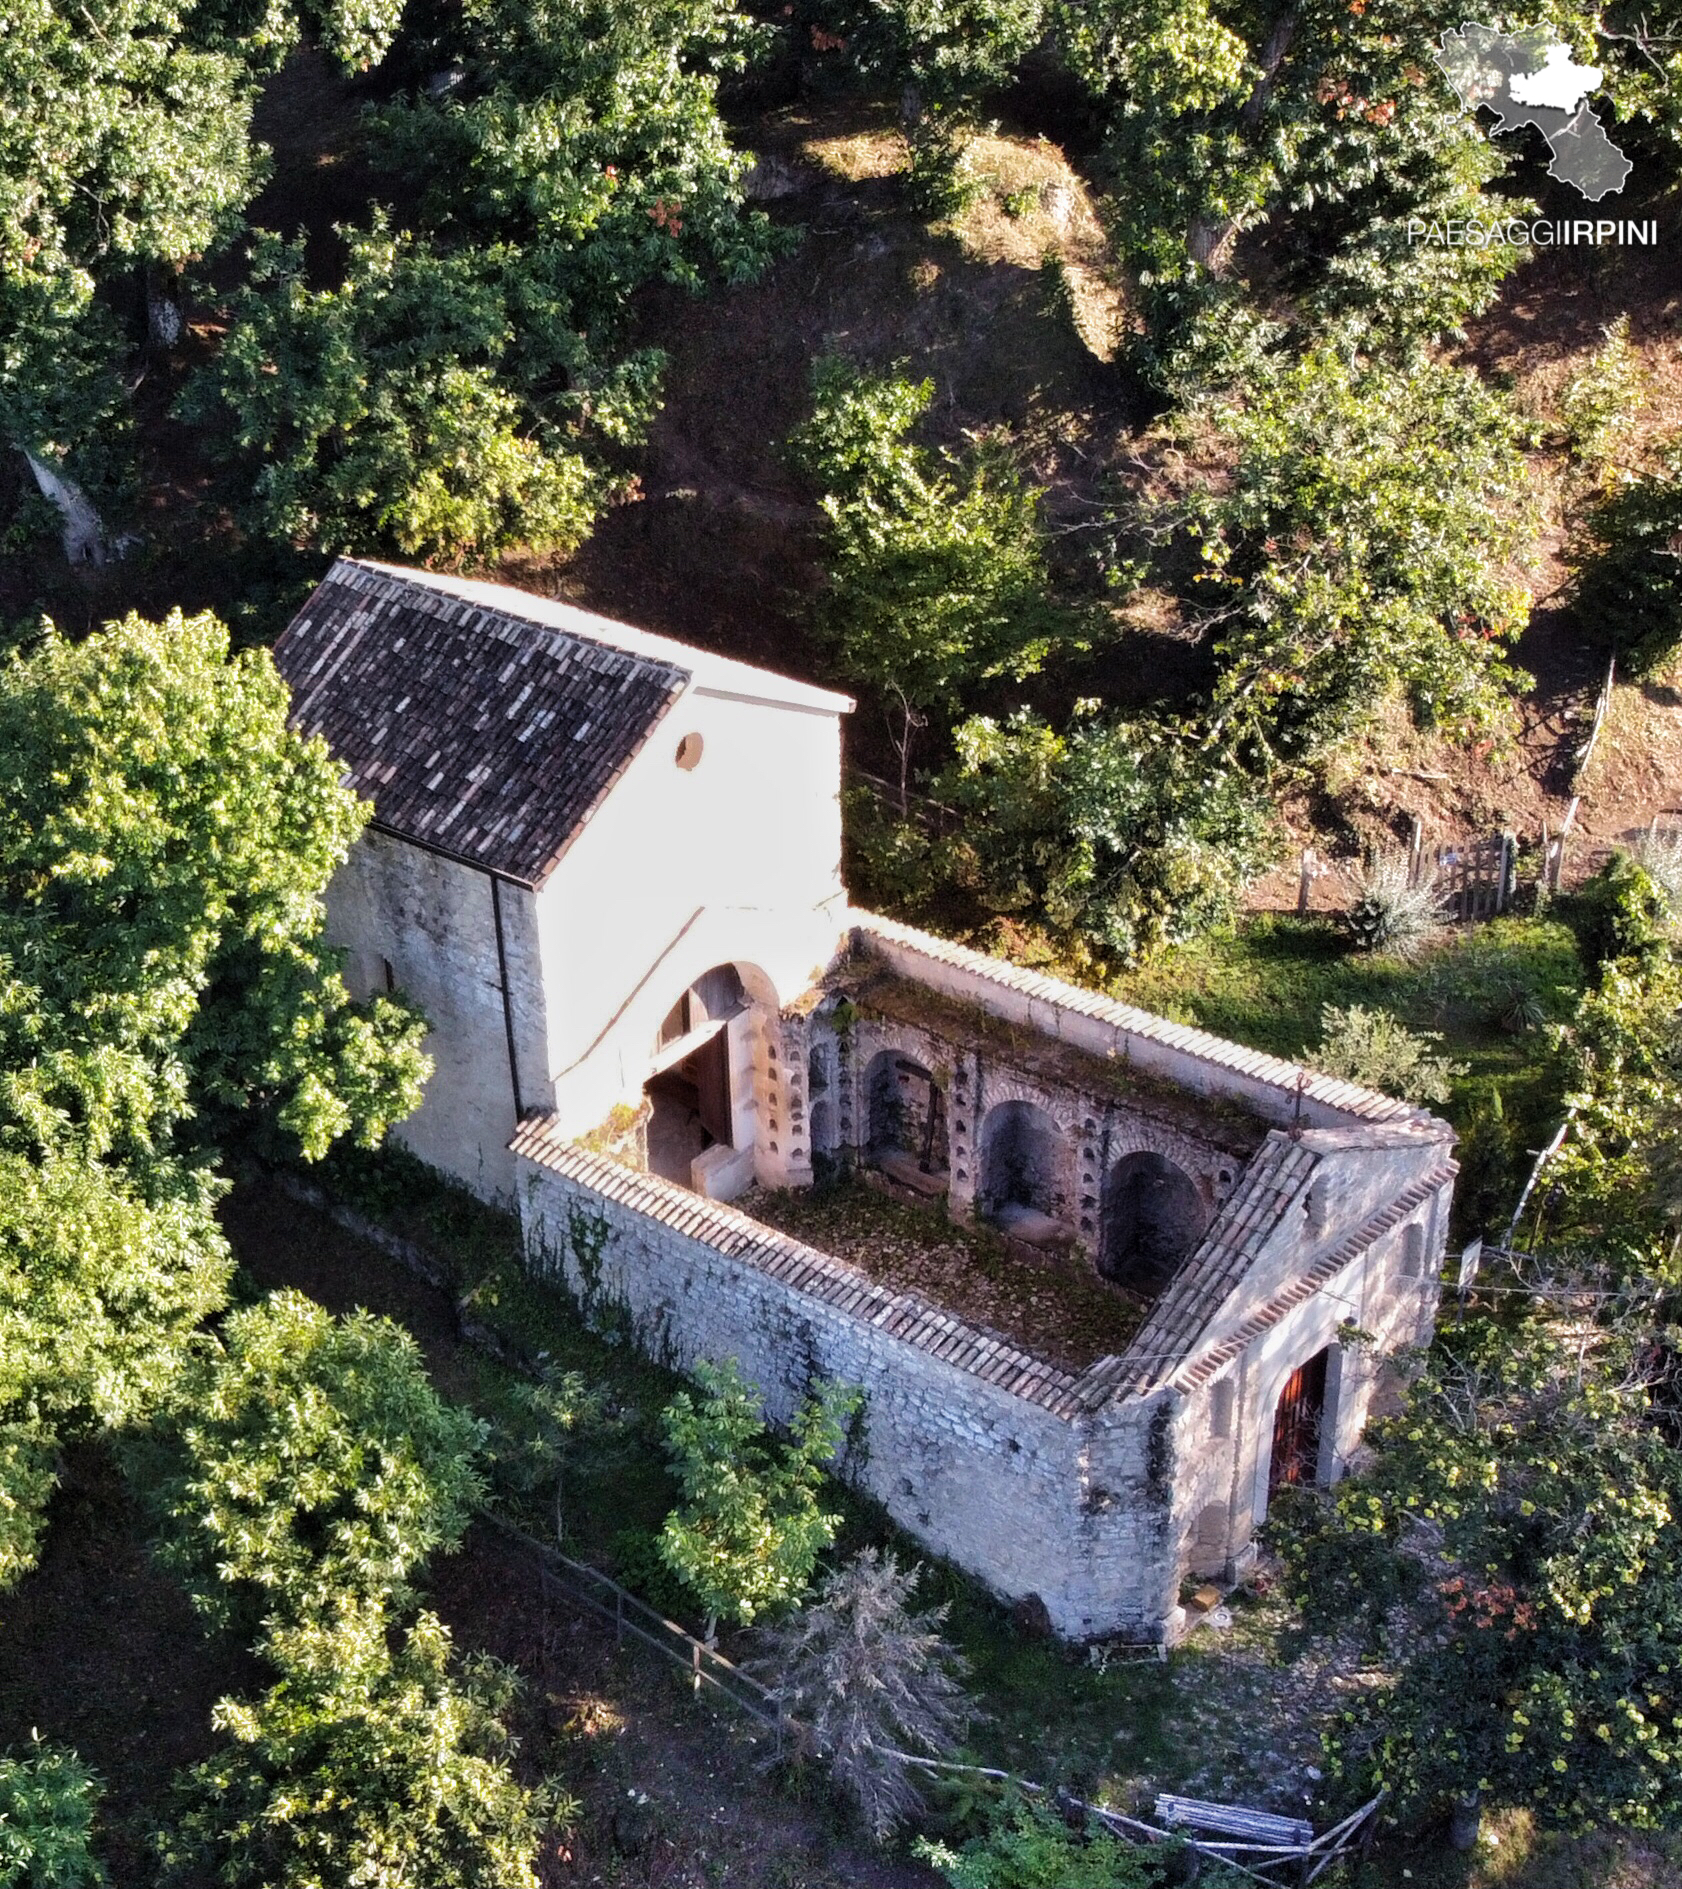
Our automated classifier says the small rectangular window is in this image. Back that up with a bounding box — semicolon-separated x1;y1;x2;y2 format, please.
1210;1377;1235;1440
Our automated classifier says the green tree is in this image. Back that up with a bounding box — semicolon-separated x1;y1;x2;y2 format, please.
158;1290;485;1627
658;1359;859;1641
161;1605;565;1889
793;356;1088;808
183;225;604;565
1274;1299;1682;1831
0;607;430;1165
489;1364;619;1547
1186;348;1534;761
1054;0;1529;371
939;706;1274;966
0;1738;105;1889
191;0;782;563
1572;458;1682;678
0;1153;232;1588
0;0;404;499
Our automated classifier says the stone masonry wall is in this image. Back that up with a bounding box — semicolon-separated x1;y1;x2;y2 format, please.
515;1145;1182;1641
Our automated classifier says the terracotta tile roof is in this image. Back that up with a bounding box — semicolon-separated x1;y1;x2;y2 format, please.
509;1123;1085;1417
1101;1148;1459;1398
275;560;688;887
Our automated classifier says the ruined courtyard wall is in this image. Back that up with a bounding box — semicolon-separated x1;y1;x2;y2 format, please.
823;1009;1244;1261
517;1157;1182;1640
326;830;548;1204
852;916;1431;1135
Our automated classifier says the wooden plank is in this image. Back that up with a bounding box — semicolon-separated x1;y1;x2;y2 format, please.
1153;1793;1314;1845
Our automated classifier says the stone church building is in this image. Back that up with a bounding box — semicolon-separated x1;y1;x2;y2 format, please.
276;559;1455;1644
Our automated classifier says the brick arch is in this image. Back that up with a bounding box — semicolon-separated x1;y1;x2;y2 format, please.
971;1070;1085;1139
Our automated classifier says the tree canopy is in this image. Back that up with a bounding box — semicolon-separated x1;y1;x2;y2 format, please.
0;608;429;1166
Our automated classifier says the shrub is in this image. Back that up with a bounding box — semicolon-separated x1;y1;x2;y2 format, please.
0;1740;104;1889
914;1798;1169;1887
1309;1004;1465;1105
1344;854;1443;960
904;111;984;218
158;1290;486;1626
748;1548;972;1837
1559;317;1647;473
1566;853;1671;971
1571;461;1682;677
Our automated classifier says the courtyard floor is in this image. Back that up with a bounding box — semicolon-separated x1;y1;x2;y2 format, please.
745;1176;1150;1374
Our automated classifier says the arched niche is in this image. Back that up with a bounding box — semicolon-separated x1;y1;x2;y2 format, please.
1098;1151;1209;1298
864;1049;949;1186
979;1099;1069;1236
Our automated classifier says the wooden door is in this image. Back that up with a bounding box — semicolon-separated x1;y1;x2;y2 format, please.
1269;1348;1329;1493
688;1028;734;1148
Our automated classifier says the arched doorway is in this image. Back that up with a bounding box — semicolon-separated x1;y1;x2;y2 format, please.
644;965;748;1188
1269;1347;1330;1494
1099;1152;1209;1297
865;1050;948;1192
979;1100;1067;1239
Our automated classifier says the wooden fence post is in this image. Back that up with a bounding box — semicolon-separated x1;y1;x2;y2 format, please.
1296;847;1316;916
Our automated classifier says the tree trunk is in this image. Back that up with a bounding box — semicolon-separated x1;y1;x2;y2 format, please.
1186;9;1297;277
1448;1790;1482;1852
21;450;107;565
146;266;184;348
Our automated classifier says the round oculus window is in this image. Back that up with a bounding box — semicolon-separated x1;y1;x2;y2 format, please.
675;732;704;770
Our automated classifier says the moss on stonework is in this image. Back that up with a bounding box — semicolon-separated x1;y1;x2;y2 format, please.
747;1177;1149;1374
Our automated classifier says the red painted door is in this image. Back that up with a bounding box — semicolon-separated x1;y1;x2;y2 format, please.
1269;1347;1329;1493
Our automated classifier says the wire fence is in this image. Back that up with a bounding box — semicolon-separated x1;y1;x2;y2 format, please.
484;1512;1384;1886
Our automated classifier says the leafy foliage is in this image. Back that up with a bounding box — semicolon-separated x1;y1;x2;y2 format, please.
1054;0;1525;368
0;608;430;1166
658;1358;859;1636
158;1290;486;1626
1572;459;1682;678
914;1797;1169;1887
185;226;603;564
748;1547;972;1836
192;0;781;562
939;708;1274;965
1565;852;1673;973
0;0;403;491
1309;1003;1463;1104
793;356;1088;803
1187;349;1533;760
161;1606;564;1889
0;1739;105;1889
807;0;1048;98
1549;954;1682;1272
1274;1300;1682;1829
